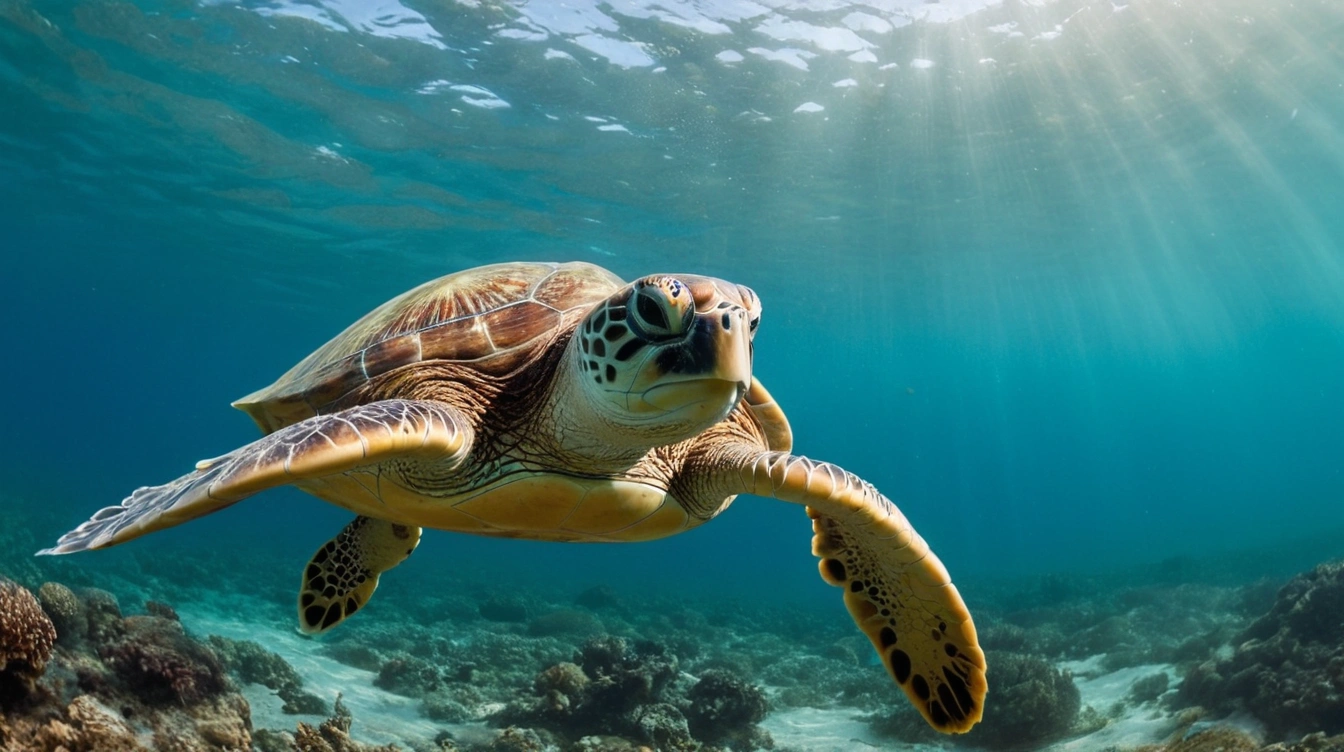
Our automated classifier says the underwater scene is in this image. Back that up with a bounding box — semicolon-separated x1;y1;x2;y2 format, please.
3;0;1344;750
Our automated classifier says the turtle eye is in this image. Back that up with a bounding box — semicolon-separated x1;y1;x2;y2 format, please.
748;315;759;334
629;278;692;342
636;291;669;332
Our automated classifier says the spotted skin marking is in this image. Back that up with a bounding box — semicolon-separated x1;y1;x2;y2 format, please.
297;516;421;635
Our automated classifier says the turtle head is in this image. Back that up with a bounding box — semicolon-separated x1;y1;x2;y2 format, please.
567;273;760;448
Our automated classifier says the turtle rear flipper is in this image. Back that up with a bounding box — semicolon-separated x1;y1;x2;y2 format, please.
299;516;421;634
717;449;987;734
38;400;473;555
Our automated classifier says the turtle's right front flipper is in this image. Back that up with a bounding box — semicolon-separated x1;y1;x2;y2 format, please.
38;399;474;555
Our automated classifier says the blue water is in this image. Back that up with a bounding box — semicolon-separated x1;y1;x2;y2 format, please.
3;0;1344;612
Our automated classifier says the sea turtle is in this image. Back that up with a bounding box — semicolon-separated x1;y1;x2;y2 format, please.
41;261;986;732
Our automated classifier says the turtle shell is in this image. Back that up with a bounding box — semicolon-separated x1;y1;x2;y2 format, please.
234;261;624;433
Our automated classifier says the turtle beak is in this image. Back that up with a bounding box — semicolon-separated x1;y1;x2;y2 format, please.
709;305;753;397
628;308;752;418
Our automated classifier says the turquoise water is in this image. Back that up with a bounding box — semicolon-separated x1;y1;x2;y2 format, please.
3;0;1344;746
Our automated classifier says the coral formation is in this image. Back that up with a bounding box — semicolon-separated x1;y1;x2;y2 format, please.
967;652;1081;748
485;726;547;751
1178;560;1344;738
80;588;126;644
100;614;229;704
871;650;1080;750
374;654;443;697
37;581;86;646
501;635;771;751
27;695;143;752
1134;727;1344;752
0;579;254;752
684;669;770;750
627;703;695;751
292;694;399;752
0;576;57;705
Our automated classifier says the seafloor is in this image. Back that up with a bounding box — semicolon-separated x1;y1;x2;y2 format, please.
3;498;1344;752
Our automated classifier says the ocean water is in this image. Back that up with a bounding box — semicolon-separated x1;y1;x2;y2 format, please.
3;0;1344;750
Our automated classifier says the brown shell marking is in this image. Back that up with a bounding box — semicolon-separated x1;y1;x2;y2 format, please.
235;262;624;433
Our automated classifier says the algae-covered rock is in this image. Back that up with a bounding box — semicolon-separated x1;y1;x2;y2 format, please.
627;702;696;751
684;669;771;750
1129;671;1170;705
375;654;443;697
966;652;1080;749
1177;560;1344;738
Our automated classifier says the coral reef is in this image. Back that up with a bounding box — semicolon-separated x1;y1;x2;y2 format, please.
21;695;144;752
871;651;1080;750
968;652;1080;749
37;581;86;647
500;635;771;751
0;576;57;705
978;582;1250;672
0;578;253;752
1136;728;1344;752
100;614;229;704
484;726;547;751
1178;560;1344;738
684;670;770;750
374;655;444;697
292;694;399;752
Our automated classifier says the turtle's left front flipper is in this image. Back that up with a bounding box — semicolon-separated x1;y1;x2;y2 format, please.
724;450;986;733
298;516;421;634
38;399;473;555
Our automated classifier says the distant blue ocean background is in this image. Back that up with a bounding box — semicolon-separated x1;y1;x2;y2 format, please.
3;0;1343;610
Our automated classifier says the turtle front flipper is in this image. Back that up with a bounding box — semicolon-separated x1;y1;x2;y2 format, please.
299;516;421;634
38;400;473;555
714;449;986;733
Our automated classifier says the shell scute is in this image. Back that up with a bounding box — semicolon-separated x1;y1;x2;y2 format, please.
480;301;561;350
360;332;423;376
235;262;624;432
